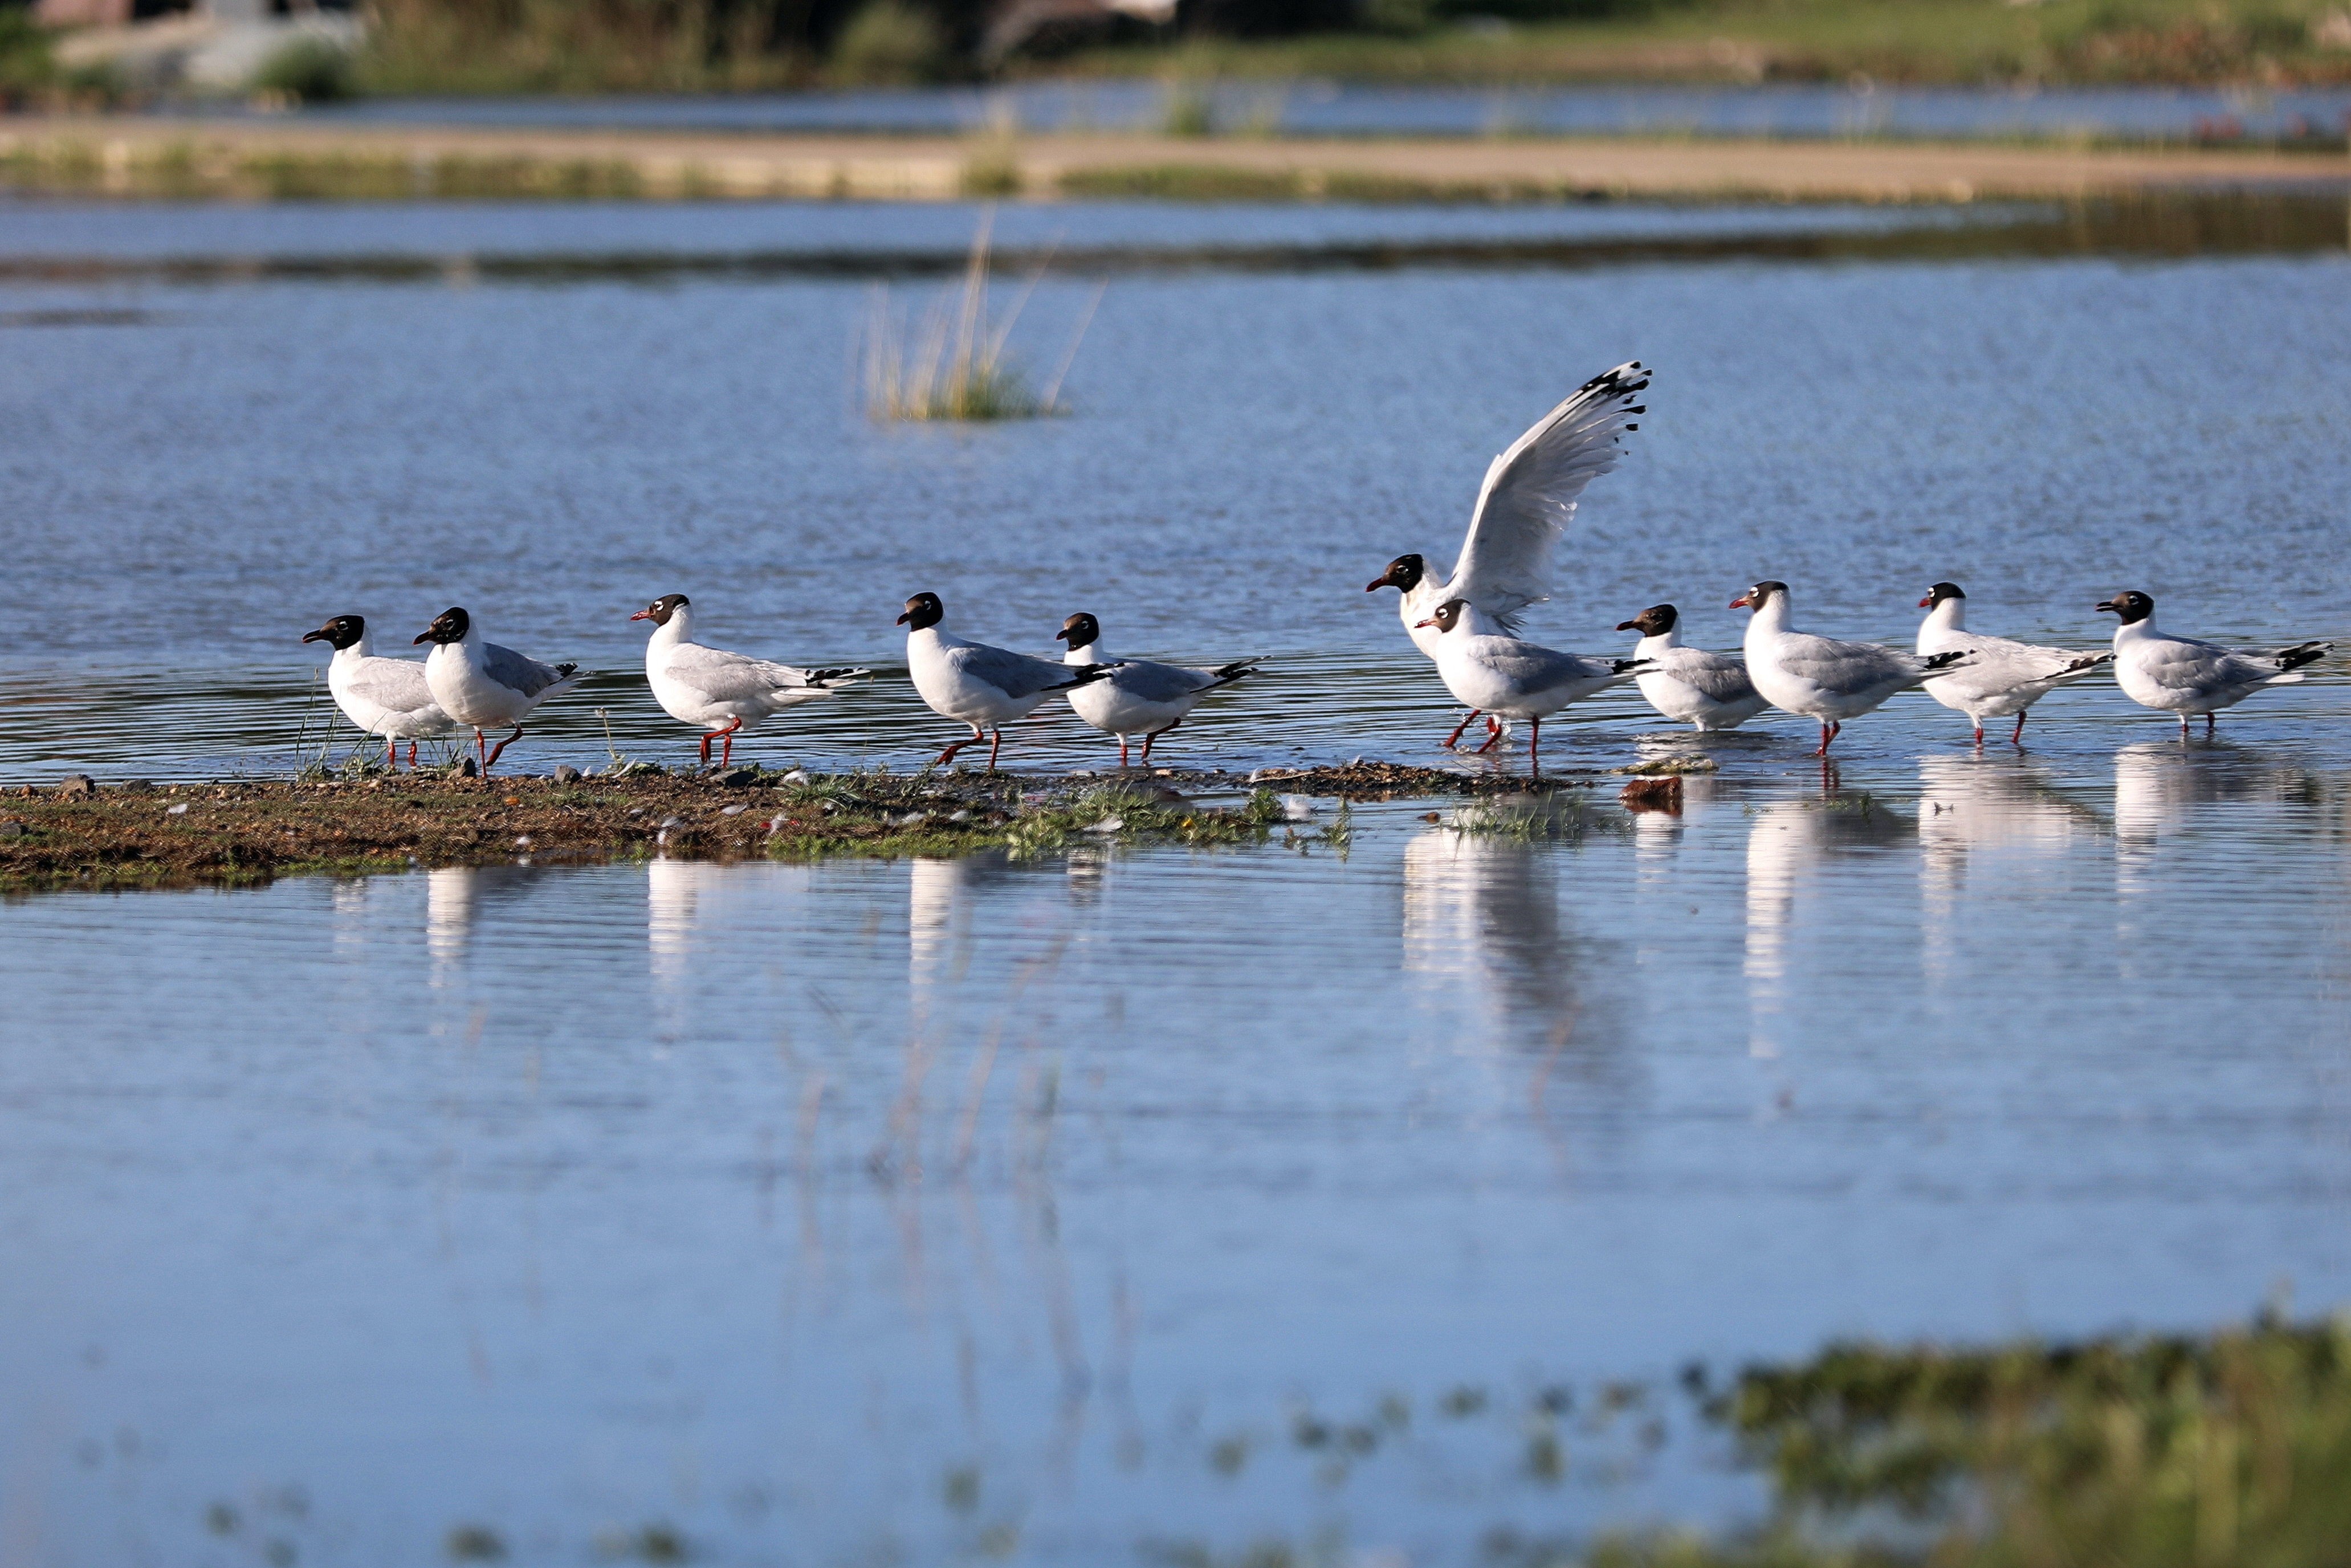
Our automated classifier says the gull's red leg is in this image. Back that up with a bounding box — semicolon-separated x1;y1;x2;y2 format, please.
934;725;984;767
2011;712;2028;746
484;726;524;769
1529;715;1542;779
1442;709;1482;749
716;717;743;769
987;729;1003;772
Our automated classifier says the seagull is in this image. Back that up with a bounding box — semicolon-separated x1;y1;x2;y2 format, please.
1614;603;1769;731
1053;612;1261;767
631;593;867;770
898;592;1117;771
302;614;455;770
1731;580;1971;756
413;607;585;775
1413;598;1647;777
1916;581;2111;746
2095;589;2329;735
1368;360;1648;745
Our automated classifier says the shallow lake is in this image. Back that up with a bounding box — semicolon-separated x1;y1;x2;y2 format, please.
2;195;2349;1563
237;79;2351;144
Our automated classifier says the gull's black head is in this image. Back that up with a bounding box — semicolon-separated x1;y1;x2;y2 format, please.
1367;553;1425;595
1729;580;1787;611
631;593;689;626
1615;603;1677;636
897;592;943;631
1412;598;1468;636
1920;581;1966;610
2096;590;2154;625
303;614;364;651
414;606;470;646
1056;612;1101;651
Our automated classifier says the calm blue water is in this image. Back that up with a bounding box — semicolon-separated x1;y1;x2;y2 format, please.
238;79;2351;143
2;197;2349;1563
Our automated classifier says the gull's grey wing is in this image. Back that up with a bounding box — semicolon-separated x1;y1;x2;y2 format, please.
1928;635;2108;697
666;643;857;704
483;640;580;699
948;640;1082;701
1485;643;1622;691
1448;361;1648;627
1659;647;1761;703
1110;659;1220;705
345;656;443;716
1776;634;1928;691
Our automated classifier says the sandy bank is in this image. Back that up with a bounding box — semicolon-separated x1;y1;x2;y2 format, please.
3;116;2344;202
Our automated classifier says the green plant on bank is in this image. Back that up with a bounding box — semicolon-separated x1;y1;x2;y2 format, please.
830;0;947;84
862;211;1101;422
1013;0;2351;87
1448;787;1613;842
251;35;357;104
0;8;53;97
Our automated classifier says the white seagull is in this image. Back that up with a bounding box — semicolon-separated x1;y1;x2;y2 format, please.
1053;612;1261;767
1614;603;1769;732
1916;581;2111;746
1367;360;1648;744
631;593;867;769
2095;589;2329;735
1414;598;1648;776
302;614;455;771
1731;580;1971;756
413;606;585;774
898;592;1117;771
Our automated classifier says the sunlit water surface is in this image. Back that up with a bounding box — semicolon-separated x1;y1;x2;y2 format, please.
2;199;2350;1564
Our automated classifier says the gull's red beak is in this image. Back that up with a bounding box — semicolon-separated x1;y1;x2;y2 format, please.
629;609;653;621
1364;577;1387;593
1917;594;1933;609
1729;593;1754;610
894;611;911;625
1412;616;1437;628
1614;619;1639;632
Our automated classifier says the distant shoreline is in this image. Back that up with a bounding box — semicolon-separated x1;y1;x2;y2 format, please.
3;116;2345;203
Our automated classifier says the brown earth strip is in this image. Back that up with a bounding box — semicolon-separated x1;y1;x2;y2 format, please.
0;763;1590;895
2;117;2344;204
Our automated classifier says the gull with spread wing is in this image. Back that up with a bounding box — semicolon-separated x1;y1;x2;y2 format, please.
413;607;585;775
1916;581;2110;746
1731;581;1971;756
2095;589;2329;735
1614;603;1769;732
898;592;1117;771
1367;361;1649;745
1054;611;1261;767
632;593;867;769
303;613;454;770
1414;598;1648;777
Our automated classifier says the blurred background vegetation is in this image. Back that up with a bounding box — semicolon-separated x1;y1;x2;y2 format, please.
5;0;2350;100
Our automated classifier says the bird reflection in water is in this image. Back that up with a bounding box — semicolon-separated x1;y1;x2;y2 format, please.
2112;739;2312;846
426;863;548;976
645;856;721;988
1401;819;1625;1115
1916;752;2103;984
1745;779;1913;1060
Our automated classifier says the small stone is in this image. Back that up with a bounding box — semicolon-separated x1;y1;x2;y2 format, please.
720;803;747;816
0;820;25;837
56;774;96;798
718;769;756;787
513;835;532;848
1082;815;1123;834
782;769;811;786
947;810;970;823
552;764;583;784
626;806;646;816
122;779;153;793
1070;769;1095;778
459;758;479;778
166;803;190;816
1277;794;1315;822
658;816;684;830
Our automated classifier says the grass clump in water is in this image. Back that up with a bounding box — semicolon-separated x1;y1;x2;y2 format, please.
862;211;1099;422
